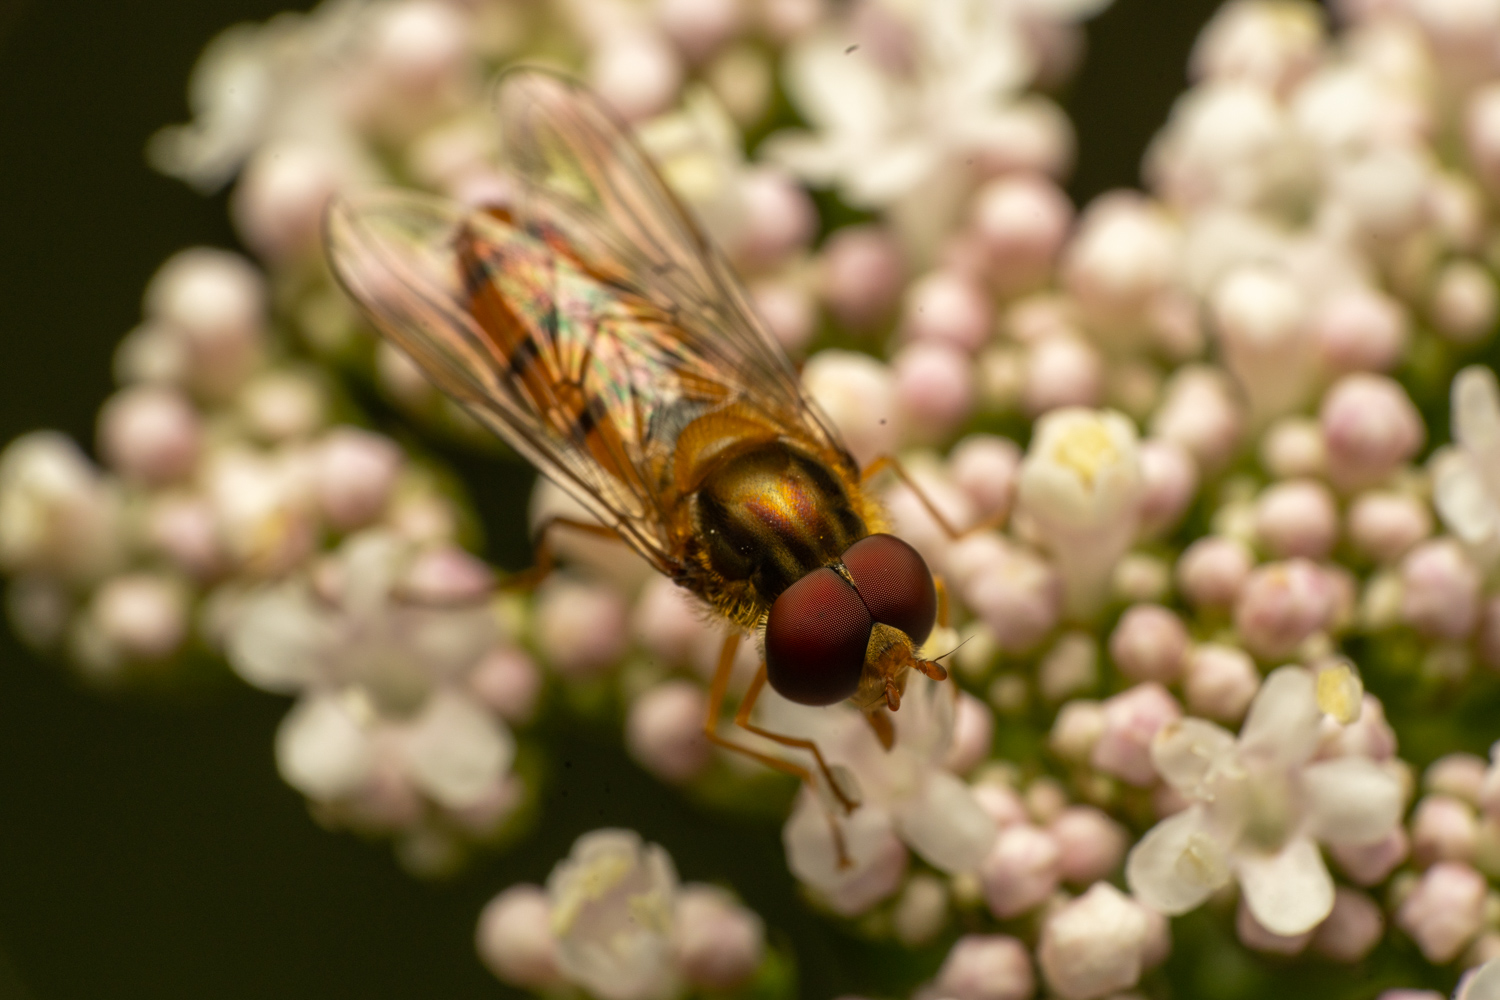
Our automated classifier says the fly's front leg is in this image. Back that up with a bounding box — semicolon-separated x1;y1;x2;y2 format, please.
501;516;622;590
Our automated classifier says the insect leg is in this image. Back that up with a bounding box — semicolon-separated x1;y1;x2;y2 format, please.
702;633;823;788
734;665;861;815
502;516;623;590
861;454;1007;541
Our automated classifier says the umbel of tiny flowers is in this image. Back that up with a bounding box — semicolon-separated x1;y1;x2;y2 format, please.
225;530;520;859
1126;666;1404;936
475;829;767;1000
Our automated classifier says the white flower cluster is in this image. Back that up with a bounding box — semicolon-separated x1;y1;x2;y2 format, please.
14;0;1500;997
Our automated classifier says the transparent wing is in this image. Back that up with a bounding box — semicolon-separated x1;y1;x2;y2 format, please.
493;68;853;461
326;191;686;571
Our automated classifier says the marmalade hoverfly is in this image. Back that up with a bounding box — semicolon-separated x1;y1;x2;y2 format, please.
325;68;954;817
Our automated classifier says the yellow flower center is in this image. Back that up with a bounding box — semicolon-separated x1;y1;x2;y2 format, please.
1051;421;1118;488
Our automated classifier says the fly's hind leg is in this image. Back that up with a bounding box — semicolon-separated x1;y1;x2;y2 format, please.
501;516;622;590
702;633;857;868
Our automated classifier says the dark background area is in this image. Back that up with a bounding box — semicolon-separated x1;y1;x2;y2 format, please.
0;1;1227;997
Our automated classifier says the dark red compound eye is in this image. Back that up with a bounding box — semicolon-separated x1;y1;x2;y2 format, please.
841;533;938;647
764;567;873;706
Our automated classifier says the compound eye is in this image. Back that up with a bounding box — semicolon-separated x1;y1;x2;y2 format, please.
841;533;938;647
764;567;873;706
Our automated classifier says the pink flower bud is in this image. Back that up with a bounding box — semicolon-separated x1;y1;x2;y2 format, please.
1184;643;1260;724
949;535;1063;653
144;495;223;581
658;0;743;61
1137;439;1197;538
1038;631;1099;702
316;428;402;531
1211;264;1314;423
1037;882;1150;1000
1177;536;1253;610
97;386;201;486
1431;260;1497;344
1260;417;1327;480
1427;753;1488;804
933;933;1035;1000
902;271;992;352
971;174;1073;296
1063;193;1180;328
1049;699;1105;763
469;646;542;724
1320;374;1424;491
979;824;1061;918
950;434;1020;523
1412;794;1479;866
1254;479;1339;559
239;370;327;442
144;248;265;397
801;350;897;467
1313;286;1408;374
1150;365;1243;471
1091;683;1182;786
893;341;976;438
893;874;948;946
1466;82;1500;191
1330;828;1409;886
1323;693;1398;761
1049;806;1128;885
626;680;711;784
735;168;816;269
1396;861;1488;963
1023;335;1104;416
367;0;469;104
232;142;348;262
1234;559;1335;660
1400;539;1481;640
749;279;815;353
1110;604;1188;684
590;32;683;122
403;545;494;604
819;225;905;330
476;884;563;989
947;692;995;774
1347;491;1431;563
1237;898;1311;955
1312;887;1385;963
88;572;189;664
534;576;629;678
673;884;764;990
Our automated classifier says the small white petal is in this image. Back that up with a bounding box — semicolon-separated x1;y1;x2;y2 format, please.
275;694;375;800
1302;757;1404;846
1126;805;1231;915
784;792;907;916
1151;717;1237;795
1238;666;1321;768
405;692;514;809
226;584;331;692
1234;835;1334;936
895;770;998;874
1433;452;1499;545
1454;365;1500;456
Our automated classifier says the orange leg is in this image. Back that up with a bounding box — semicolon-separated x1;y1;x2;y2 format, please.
702;633;856;867
735;664;860;814
501;516;622;590
702;633;823;790
862;453;1007;541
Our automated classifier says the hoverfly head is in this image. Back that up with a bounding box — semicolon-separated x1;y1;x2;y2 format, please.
763;534;942;708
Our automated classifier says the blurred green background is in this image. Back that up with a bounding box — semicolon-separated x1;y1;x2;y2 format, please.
0;1;1227;997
